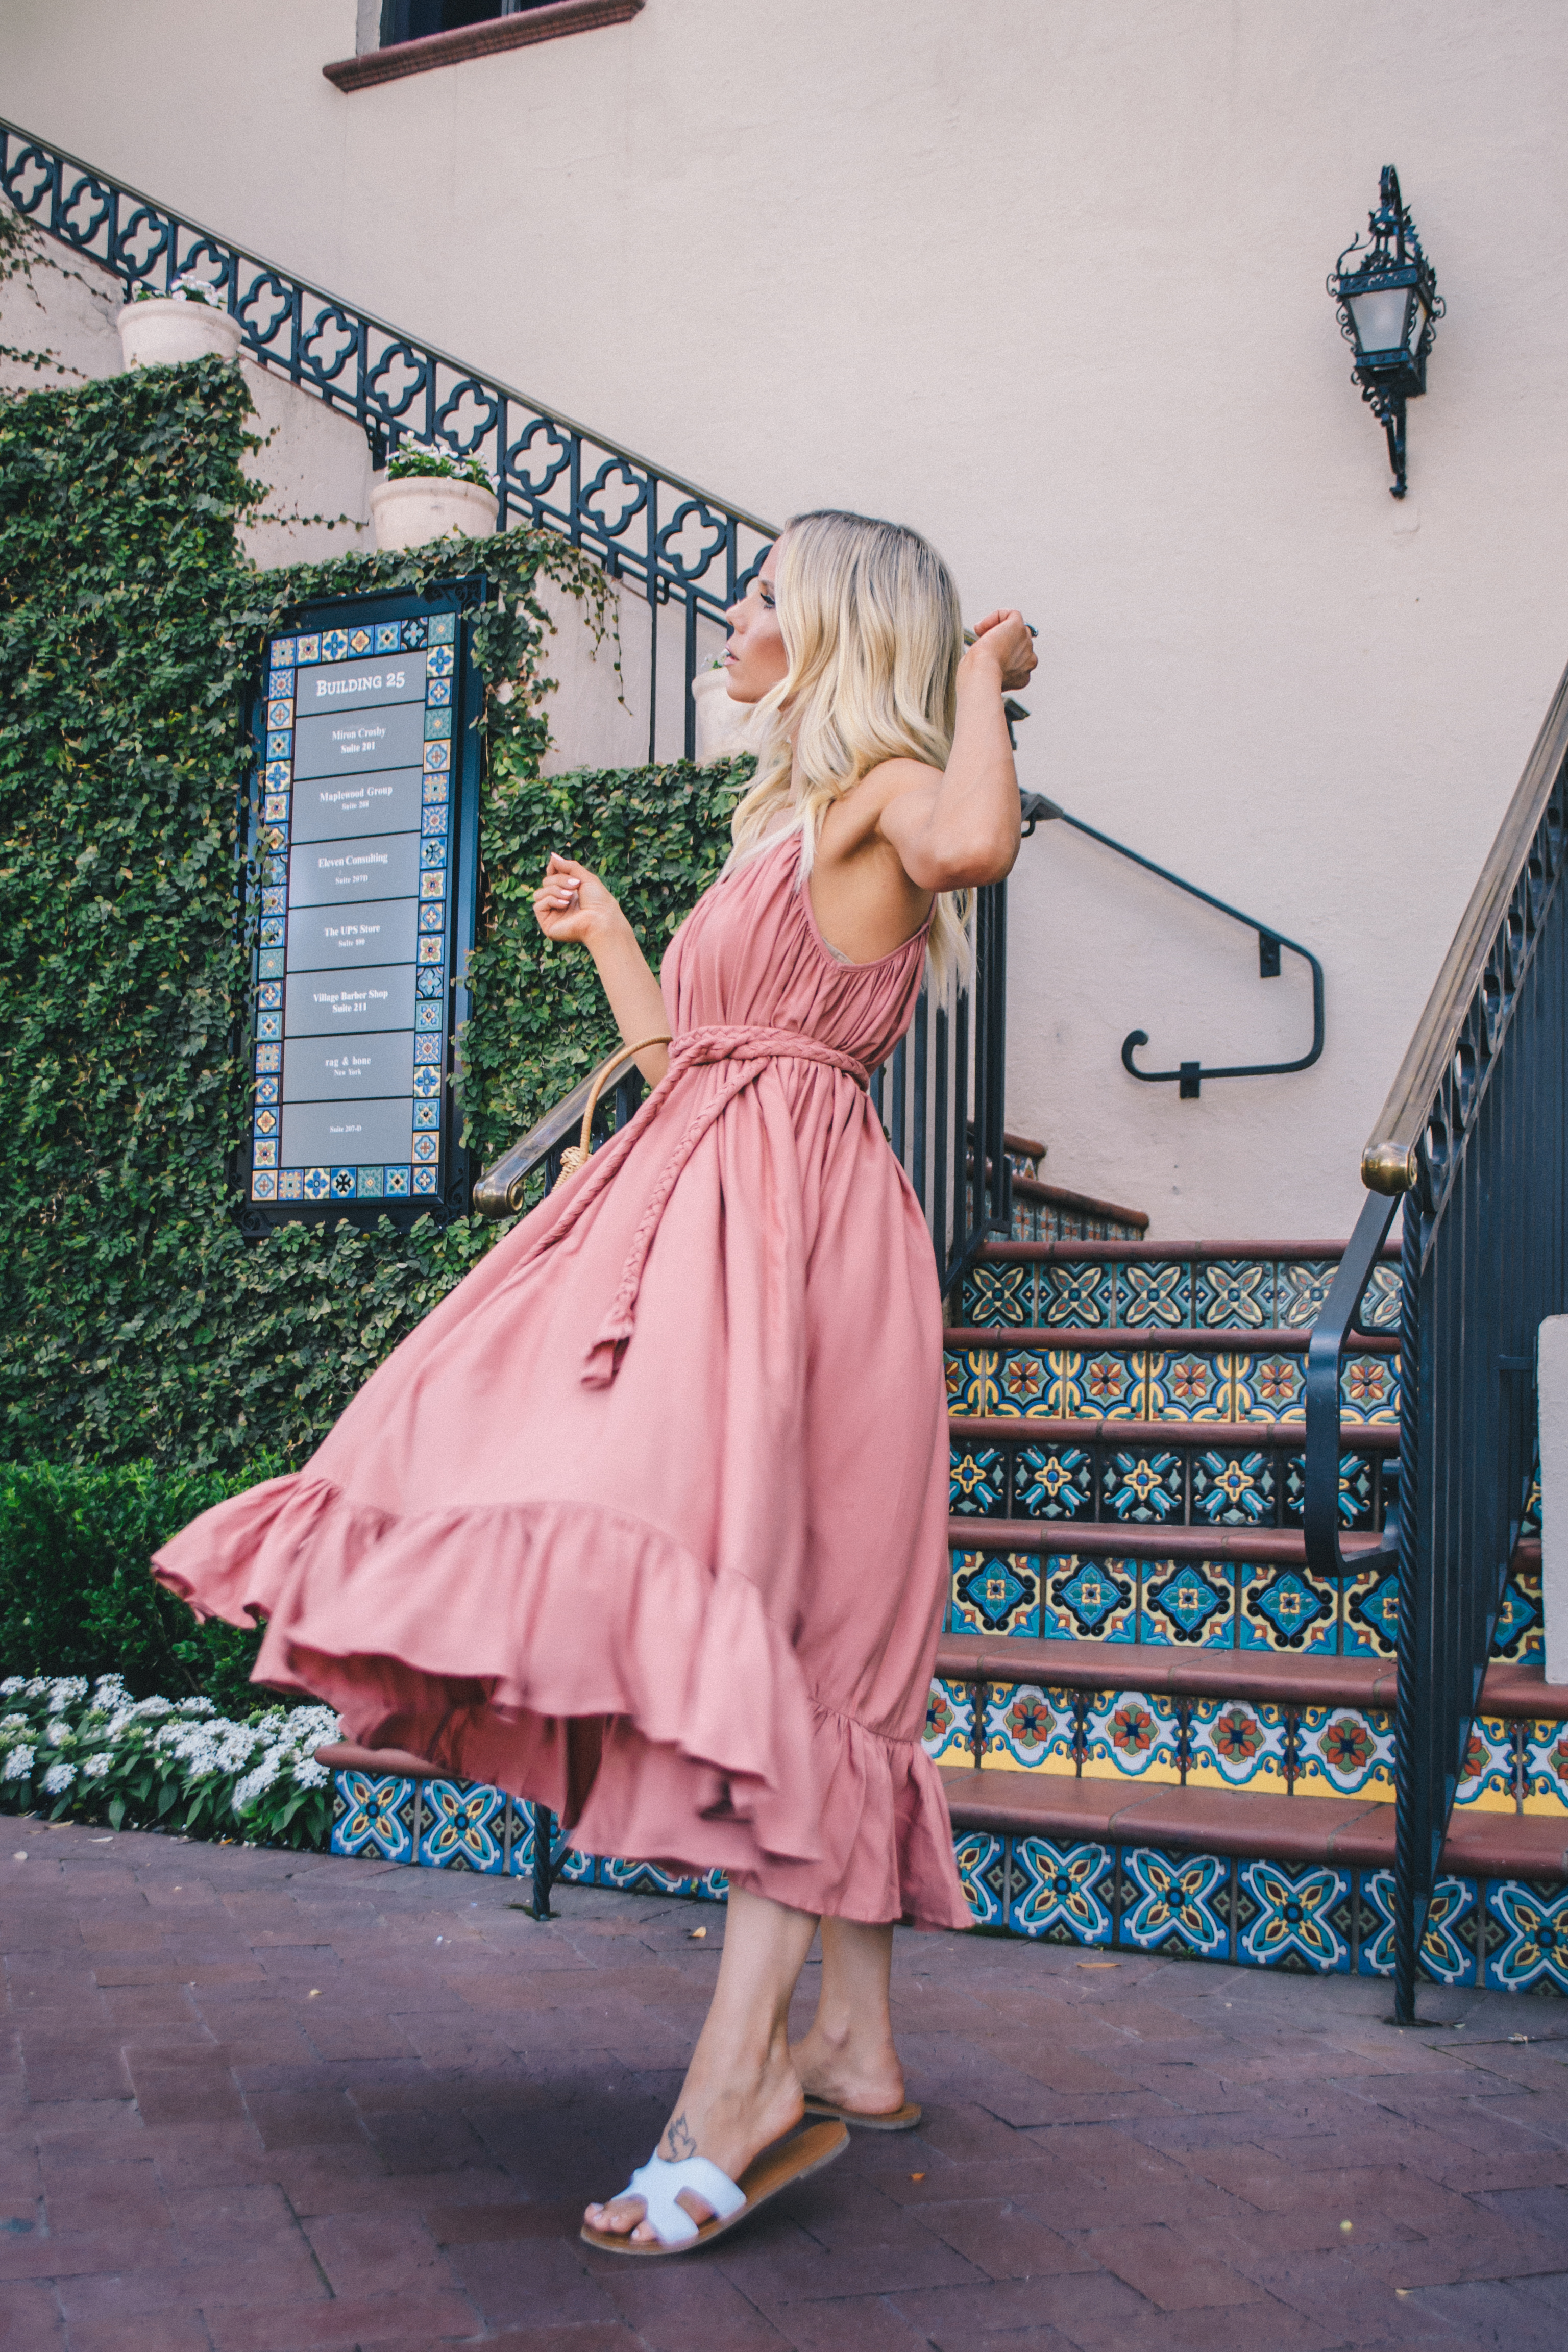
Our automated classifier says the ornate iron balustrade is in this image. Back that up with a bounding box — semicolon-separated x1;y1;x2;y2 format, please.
474;878;1014;1293
1020;792;1325;1097
1304;658;1568;2023
0;116;772;766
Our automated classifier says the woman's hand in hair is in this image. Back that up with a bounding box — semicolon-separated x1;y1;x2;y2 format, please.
532;853;625;948
963;610;1037;695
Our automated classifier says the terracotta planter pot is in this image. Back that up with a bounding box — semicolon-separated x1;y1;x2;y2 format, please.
370;472;498;551
117;297;244;370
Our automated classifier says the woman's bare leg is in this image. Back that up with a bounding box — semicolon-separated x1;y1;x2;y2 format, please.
791;1917;906;2116
584;1886;818;2242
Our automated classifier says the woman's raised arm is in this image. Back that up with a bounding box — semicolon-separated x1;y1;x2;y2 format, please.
532;854;672;1086
878;610;1037;893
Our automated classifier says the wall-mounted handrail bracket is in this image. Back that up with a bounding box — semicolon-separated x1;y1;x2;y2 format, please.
1021;793;1325;1096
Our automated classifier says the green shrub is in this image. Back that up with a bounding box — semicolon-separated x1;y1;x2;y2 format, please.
0;1460;273;1712
0;356;746;1473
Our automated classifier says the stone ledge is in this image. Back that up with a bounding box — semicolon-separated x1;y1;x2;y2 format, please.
324;0;644;93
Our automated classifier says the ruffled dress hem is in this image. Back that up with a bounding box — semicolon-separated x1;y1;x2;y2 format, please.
152;1470;969;1933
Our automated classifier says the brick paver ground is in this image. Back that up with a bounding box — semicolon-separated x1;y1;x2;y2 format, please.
3;1822;1568;2350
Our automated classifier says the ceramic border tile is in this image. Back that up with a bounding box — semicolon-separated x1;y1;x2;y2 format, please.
1041;1552;1137;1643
1140;1557;1236;1648
1357;1870;1479;1987
1453;1716;1519;1813
1295;1704;1395;1802
954;1830;1008;1927
1523;1720;1568;1816
1483;1878;1568;1993
1238;1560;1341;1654
1082;1688;1181;1785
1009;1834;1114;1944
923;1676;976;1765
1186;1696;1288;1794
984;1682;1079;1774
1118;1845;1231;1959
1235;1856;1353;1972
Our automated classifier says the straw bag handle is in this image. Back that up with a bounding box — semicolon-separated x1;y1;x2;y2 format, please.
558;1033;673;1177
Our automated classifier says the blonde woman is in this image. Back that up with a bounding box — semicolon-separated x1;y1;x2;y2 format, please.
155;508;1036;2254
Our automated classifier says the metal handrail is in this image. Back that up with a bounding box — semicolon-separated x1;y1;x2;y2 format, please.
1303;652;1568;2028
1021;793;1325;1097
1303;1192;1402;1576
0;116;775;766
1360;657;1568;1195
472;1067;643;1218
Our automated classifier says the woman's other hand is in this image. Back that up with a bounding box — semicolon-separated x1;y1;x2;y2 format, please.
532;854;626;947
963;610;1038;694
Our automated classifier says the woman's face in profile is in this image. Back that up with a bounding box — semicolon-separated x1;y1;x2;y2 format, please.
722;544;788;704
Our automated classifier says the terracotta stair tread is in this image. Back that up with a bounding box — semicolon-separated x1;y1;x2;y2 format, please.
940;1765;1394;1862
974;1238;1401;1264
938;1767;1568;1878
949;1516;1384;1565
1007;1174;1149;1229
950;1414;1400;1452
945;1323;1399;1357
934;1635;1568;1720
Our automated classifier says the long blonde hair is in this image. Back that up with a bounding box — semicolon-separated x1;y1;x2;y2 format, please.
727;508;971;991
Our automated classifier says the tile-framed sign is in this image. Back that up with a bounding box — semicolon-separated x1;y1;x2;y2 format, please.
237;582;482;1233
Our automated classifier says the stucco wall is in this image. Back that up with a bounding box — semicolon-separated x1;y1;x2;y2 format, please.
5;0;1567;1236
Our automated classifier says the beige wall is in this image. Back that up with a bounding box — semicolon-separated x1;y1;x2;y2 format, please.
5;0;1567;1237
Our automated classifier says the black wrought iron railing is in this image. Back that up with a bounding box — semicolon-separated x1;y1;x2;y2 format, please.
1021;792;1325;1097
1305;659;1568;2023
0;117;771;767
473;879;1014;1292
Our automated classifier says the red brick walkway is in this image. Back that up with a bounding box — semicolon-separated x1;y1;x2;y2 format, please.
4;1822;1568;2349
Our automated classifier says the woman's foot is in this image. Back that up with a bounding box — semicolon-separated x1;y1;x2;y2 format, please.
584;2051;806;2243
791;2017;906;2120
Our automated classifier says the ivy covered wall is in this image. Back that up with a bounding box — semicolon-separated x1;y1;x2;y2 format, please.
0;356;743;1475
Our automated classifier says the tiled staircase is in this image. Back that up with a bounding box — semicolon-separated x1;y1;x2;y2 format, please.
330;1140;1567;1994
926;1140;1564;1991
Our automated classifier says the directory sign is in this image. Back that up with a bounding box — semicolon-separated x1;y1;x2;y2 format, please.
241;592;478;1228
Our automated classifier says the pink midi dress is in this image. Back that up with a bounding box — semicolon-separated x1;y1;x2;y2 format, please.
155;835;970;1931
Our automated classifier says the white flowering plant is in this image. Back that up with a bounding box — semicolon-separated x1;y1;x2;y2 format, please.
0;1674;339;1850
131;272;229;309
386;438;493;491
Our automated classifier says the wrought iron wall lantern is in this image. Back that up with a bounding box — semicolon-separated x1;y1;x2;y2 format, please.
1328;166;1443;499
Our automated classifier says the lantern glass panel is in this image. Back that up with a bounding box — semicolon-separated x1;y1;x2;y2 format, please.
1346;284;1410;357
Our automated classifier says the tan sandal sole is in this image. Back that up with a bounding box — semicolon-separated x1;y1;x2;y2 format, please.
580;2120;848;2257
801;2096;923;2132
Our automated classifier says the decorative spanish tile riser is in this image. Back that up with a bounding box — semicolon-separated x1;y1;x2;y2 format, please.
958;1256;1400;1336
332;1777;1568;1988
946;1343;1399;1427
951;1433;1392;1535
951;1551;1345;1653
1004;1205;1146;1244
948;1548;1532;1670
328;1776;727;1901
930;1676;1567;1814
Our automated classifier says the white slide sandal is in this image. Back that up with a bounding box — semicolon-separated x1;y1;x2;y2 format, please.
580;2120;848;2256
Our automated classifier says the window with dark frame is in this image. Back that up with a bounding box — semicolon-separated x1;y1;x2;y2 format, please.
379;0;556;41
